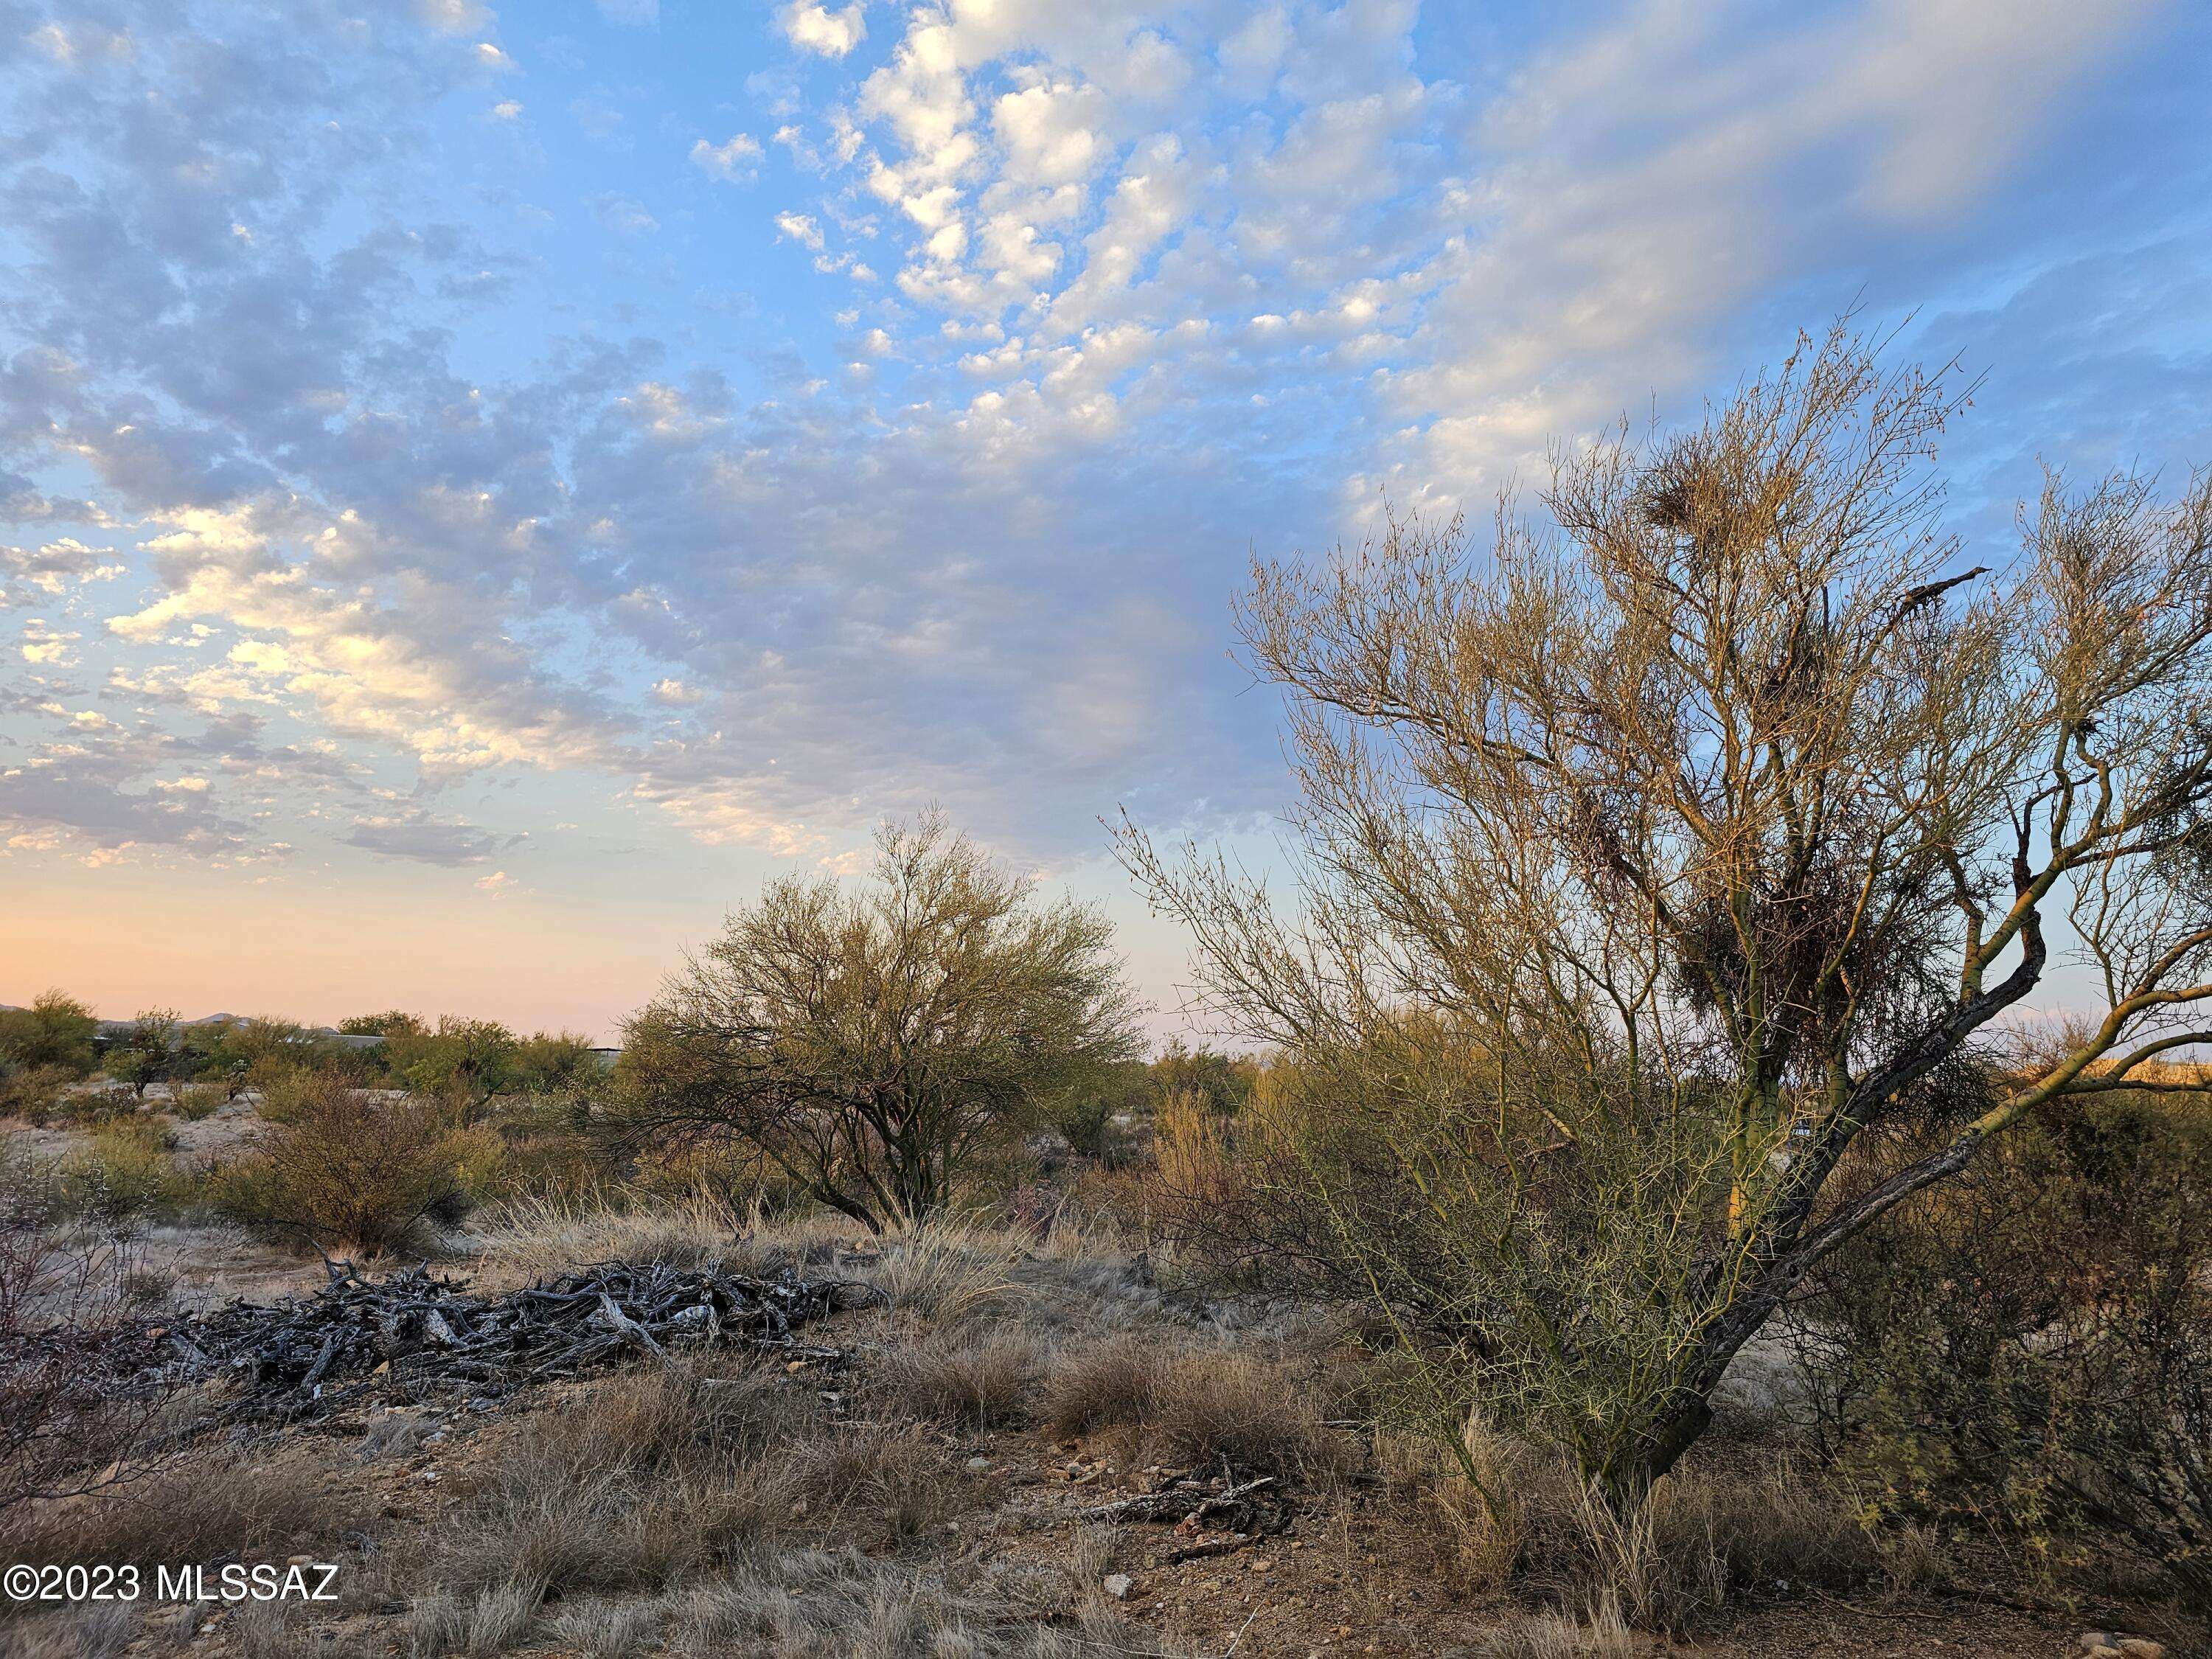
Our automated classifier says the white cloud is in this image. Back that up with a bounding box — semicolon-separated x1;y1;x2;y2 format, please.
775;211;826;249
782;2;866;59
491;100;523;119
691;133;765;182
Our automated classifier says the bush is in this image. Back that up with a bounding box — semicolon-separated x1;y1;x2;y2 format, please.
0;990;98;1077
0;1062;79;1124
212;1077;481;1253
1792;1092;2212;1615
1;1151;182;1509
55;1117;188;1225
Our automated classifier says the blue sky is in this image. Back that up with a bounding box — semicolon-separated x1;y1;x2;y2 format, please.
3;0;2210;1038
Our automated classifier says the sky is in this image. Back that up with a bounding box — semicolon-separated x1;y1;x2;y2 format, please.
1;0;2210;1043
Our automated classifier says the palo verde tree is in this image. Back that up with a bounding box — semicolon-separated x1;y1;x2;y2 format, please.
1117;323;2212;1511
620;812;1141;1230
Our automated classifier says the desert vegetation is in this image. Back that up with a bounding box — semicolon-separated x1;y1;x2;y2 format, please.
5;327;2209;1658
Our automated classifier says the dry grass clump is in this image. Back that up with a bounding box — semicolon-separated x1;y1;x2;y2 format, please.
52;1115;191;1224
1451;1451;1879;1636
868;1217;1018;1324
667;1544;1192;1659
1471;1593;1635;1658
875;1329;1042;1429
3;1443;364;1571
538;1596;670;1658
1152;1348;1339;1478
471;1190;757;1285
537;1358;797;1472
406;1582;546;1658
1374;1415;1570;1595
1044;1332;1164;1439
792;1422;972;1548
1584;1458;1875;1630
1046;1336;1338;1480
3;1602;140;1659
420;1363;811;1603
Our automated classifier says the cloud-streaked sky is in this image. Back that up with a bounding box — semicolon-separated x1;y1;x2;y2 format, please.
3;0;2209;1039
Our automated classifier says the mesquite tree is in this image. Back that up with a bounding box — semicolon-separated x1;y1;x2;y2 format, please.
622;813;1140;1230
1118;324;2212;1509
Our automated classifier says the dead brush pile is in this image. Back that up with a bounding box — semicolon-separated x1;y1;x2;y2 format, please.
150;1258;882;1425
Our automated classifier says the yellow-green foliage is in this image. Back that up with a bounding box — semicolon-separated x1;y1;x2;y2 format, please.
214;1077;483;1253
0;1063;79;1126
58;1115;189;1221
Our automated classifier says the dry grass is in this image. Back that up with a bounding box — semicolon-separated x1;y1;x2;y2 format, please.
1471;1593;1636;1658
1044;1332;1164;1439
1046;1336;1338;1479
1376;1414;1566;1594
665;1544;1190;1659
875;1328;1042;1429
867;1216;1019;1324
2;1442;364;1571
472;1190;760;1284
1509;1453;1879;1635
791;1422;972;1548
418;1364;810;1602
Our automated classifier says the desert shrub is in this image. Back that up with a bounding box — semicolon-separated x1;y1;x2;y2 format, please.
0;1158;181;1509
1791;1091;2212;1615
386;1016;521;1116
212;1077;480;1253
509;1030;603;1098
0;990;99;1077
0;1062;80;1124
1116;327;2212;1517
169;1077;226;1120
618;813;1141;1231
55;1116;189;1224
877;1329;1041;1429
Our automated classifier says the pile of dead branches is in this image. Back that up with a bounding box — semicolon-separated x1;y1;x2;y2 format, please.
151;1260;880;1425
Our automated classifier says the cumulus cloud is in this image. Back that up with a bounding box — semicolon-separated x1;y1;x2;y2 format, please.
782;2;866;59
774;210;826;248
691;133;764;181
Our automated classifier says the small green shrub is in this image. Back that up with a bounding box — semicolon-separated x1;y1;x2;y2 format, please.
56;1117;188;1223
212;1077;481;1253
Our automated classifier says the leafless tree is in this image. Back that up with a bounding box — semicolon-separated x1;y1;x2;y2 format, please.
621;813;1142;1231
1119;322;2212;1509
